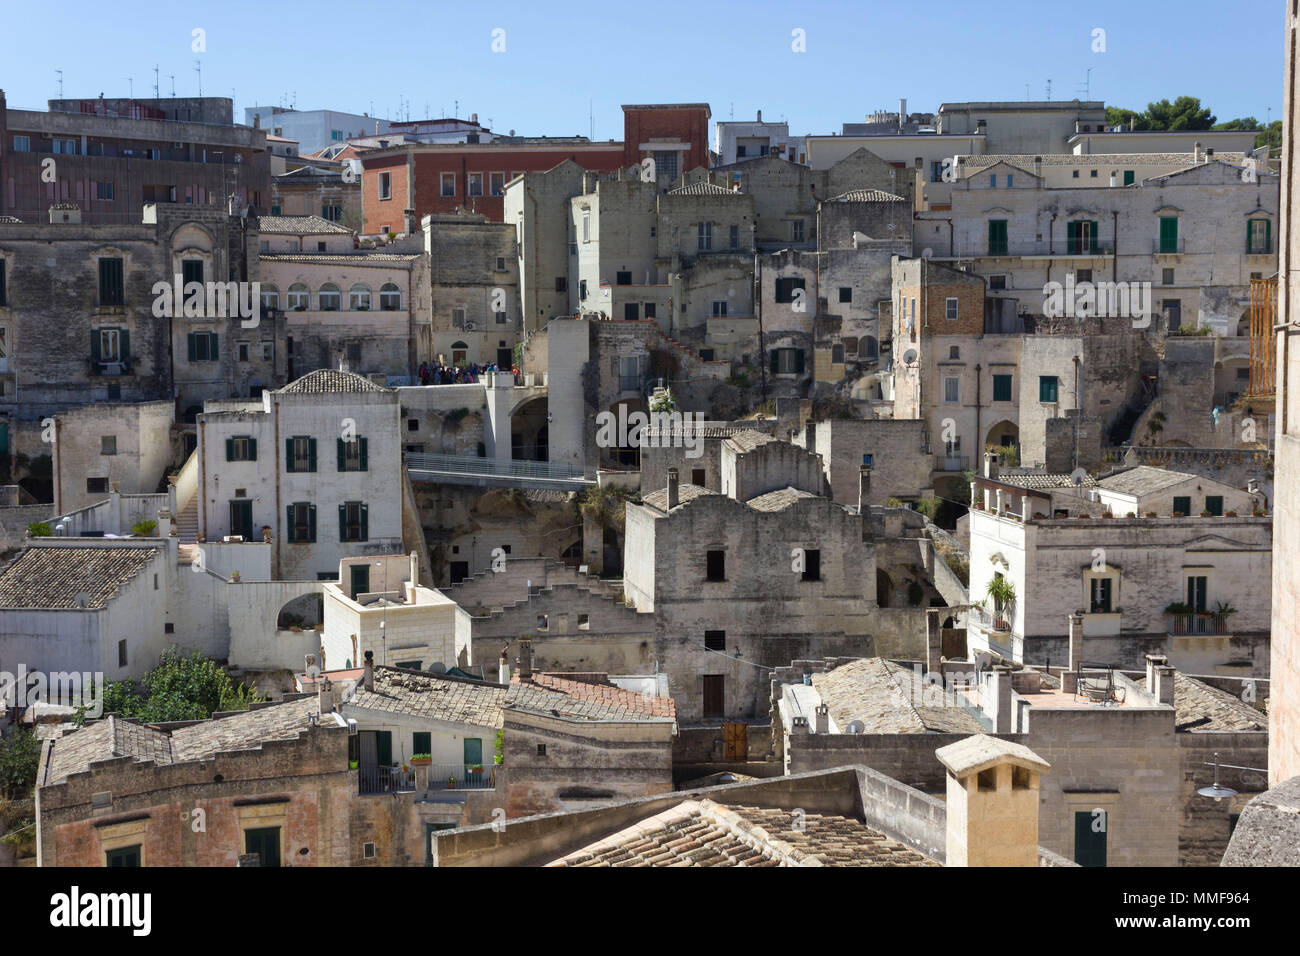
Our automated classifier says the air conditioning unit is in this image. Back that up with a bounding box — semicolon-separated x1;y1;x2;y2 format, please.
173;142;183;149
464;321;476;330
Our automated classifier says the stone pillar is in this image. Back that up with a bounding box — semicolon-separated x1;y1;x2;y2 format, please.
983;451;999;479
926;608;943;670
985;667;1014;733
936;735;1051;867
1067;613;1085;673
858;465;872;510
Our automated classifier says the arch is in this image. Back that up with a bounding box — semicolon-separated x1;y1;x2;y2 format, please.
182;404;203;424
348;283;372;311
985;419;1019;456
450;340;468;365
287;282;309;311
380;282;402;311
276;592;323;629
260;284;280;311
561;540;582;566
860;335;879;360
1235;311;1250;337
876;569;893;608
318;282;341;311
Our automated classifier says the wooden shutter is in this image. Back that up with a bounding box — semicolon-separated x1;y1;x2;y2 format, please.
226;437;235;461
248;437;257;461
208;331;218;357
308;438;317;472
120;328;130;360
377;731;393;766
90;329;102;362
285;438;295;472
308;504;317;542
1089;221;1099;253
285;505;295;542
794;349;805;374
338;503;347;541
187;332;197;362
360;503;368;542
337;438;346;471
770;350;779;374
359;437;368;471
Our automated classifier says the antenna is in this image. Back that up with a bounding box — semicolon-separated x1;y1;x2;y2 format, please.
194;59;202;96
1046;79;1052;102
168;74;175;97
56;69;63;100
1076;68;1092;99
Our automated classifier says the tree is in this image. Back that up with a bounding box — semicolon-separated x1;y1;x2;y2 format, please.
1143;97;1216;131
1106;106;1148;131
79;650;264;725
1214;116;1262;131
0;730;41;799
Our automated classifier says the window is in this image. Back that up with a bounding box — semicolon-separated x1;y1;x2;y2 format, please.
287;283;309;311
490;172;505;196
702;674;725;718
536;743;547;756
987;220;1008;256
578;279;587;300
186;331;218;362
989;275;1006;291
616;271;632;286
413;732;431;755
624;303;640;320
1039;375;1059;403
774;276;805;303
286;436;317;473
704;630;726;651
105;845;141;867
836;286;852;304
1159;217;1179;254
697;221;713;251
260;341;274;361
582;213;591;242
554;276;567;293
379;283;401;310
339;501;369;542
321;203;342;222
1172;496;1192;517
1247;219;1272;254
993;374;1012;402
378;172;392;201
944;376;960;403
1187;574;1208;612
652;150;678;184
1205;495;1224;517
95;181;115;201
349;284;372;310
12;135;30;152
1076;269;1093;284
226;435;256;462
711;301;728;317
468;172;483;197
88;477;109;494
1090;577;1113;613
1006;175;1014;188
792;220;805;243
287;502;316;543
97;434;116;456
1090;169;1098;178
729;224;740;250
831;344;844;363
1162;268;1175;285
1066;220;1099;255
435;172;455;198
118;639;128;667
338;436;368;471
1074;811;1107;867
244;827;281;868
945;297;959;321
706;550;725;581
318;283;341;311
801;549;821;581
770;348;804;376
98;258;125;306
691;468;706;485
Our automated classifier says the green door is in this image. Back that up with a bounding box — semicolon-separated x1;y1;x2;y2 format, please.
244;827;281;867
349;563;370;596
1074;811;1107;867
377;730;393;766
1159;217;1179;254
988;219;1008;256
229;499;253;539
463;737;483;767
105;845;141;867
1123;170;1135;186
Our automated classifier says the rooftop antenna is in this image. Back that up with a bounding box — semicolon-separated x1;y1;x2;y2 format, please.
194;59;202;96
729;100;734;120
153;64;160;99
168;74;175;97
56;69;63;100
1046;79;1052;102
1025;83;1030;101
454;99;459;118
1076;68;1092;99
589;97;594;139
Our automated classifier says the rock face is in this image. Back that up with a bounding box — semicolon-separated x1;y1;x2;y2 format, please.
1220;776;1300;866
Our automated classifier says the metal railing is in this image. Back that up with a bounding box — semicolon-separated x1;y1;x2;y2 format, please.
1167;613;1232;636
935;454;969;472
358;765;417;795
427;763;497;791
405;452;590;483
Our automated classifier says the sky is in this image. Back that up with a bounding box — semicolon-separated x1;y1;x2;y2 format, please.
0;0;1285;139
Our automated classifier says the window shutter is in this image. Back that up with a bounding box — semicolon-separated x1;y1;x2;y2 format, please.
360;437;368;471
337;438;346;471
187;332;197;362
286;505;295;542
1266;219;1273;252
308;504;317;542
120;328;130;360
770;350;779;374
91;330;102;362
249;437;257;461
1090;221;1099;253
360;504;369;542
308;438;317;472
794;349;805;374
285;438;295;472
209;331;218;357
226;437;235;461
339;503;347;541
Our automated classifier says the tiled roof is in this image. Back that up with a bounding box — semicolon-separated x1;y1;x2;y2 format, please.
1096;465;1194;496
348;667;508;728
0;546;158;609
1139;673;1266;732
828;189;906;203
511;673;676;720
257;214;353;235
745;487;818;512
0;215;23;223
277;368;390;394
548;799;936;867
997;471;1098;490
644;422;777;440
963;153;1245;168
44;697;326;785
641;483;712;513
258;253;417;264
722;429;779;453
936;734;1051;777
811;658;986;734
667;181;740;196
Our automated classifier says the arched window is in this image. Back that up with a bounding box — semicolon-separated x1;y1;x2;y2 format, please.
287;283;309;311
349;283;372;310
260;285;279;312
379;282;402;311
451;340;468;365
318;283;341;311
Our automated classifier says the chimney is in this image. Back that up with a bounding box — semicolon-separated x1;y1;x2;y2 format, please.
363;650;374;691
926;608;943;670
985;667;1014;733
518;638;533;682
317;676;337;714
667;467;680;510
1067;612;1085;673
1109;171;1118;187
898;98;907;130
499;645;510;683
983;451;999;480
1148;656;1175;706
1194;142;1204;163
814;702;830;734
756;109;762;122
936;735;1050;867
790;715;810;735
858;464;872;510
1034;156;1042;179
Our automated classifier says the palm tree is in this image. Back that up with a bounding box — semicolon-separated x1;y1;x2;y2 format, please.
985;576;1017;630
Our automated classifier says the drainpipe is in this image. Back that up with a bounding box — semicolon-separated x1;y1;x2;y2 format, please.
1048;213;1057;256
1073;356;1081;471
1111;211;1119;283
755;227;767;401
945;218;953;257
975;364;982;461
273;399;282;579
198;420;207;539
52;417;62;515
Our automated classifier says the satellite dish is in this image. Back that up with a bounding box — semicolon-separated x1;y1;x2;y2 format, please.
305;664;321;680
1070;467;1088;486
902;349;918;365
846;720;866;734
921;247;933;259
429;663;447;675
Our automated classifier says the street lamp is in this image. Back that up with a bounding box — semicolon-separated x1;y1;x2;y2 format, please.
1197;752;1266;801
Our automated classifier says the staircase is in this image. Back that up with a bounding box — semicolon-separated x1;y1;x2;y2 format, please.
174;498;199;544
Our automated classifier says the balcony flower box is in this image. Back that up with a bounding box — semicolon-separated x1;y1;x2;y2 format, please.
1199;511;1213;517
410;755;432;766
1145;512;1158;518
1225;511;1238;517
1253;510;1266;517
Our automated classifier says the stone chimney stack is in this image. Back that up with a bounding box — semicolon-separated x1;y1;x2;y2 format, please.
790;715;810;735
983;451;999;480
814;703;830;734
1067;613;1085;673
936;735;1050;867
518;638;534;682
363;650;374;692
1149;656;1176;706
858;465;872;510
985;667;1014;733
926;608;943;670
667;467;679;510
499;644;510;684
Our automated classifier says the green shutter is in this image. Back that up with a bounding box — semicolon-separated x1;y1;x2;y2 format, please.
187;332;197;362
1074;811;1107;867
337;438;346;471
1090;221;1099;254
463;738;483;766
285;438;295;472
1267;219;1273;253
359;437;368;471
91;329;102;362
1160;217;1178;253
360;504;368;542
308;504;317;542
770;350;779;374
308;438;317;472
794;349;805;374
413;732;431;755
993;374;1012;402
1123;170;1135;186
119;328;130;360
248;437;257;461
286;505;295;542
377;731;393;766
988;219;1007;255
226;437;235;461
209;331;218;358
339;503;347;541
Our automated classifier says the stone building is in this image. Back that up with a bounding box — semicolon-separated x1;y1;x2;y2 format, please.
270;164;363;234
503;160;591;333
795;418;932;507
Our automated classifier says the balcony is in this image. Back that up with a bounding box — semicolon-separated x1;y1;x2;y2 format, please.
1154;238;1186;255
1167;613;1231;636
427;763;496;791
934;454;969;472
940;241;1115;260
358;764;416;795
358;762;497;796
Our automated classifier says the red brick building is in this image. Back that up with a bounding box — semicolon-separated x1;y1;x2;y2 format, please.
621;103;712;182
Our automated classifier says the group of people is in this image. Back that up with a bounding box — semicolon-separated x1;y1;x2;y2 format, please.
416;361;518;386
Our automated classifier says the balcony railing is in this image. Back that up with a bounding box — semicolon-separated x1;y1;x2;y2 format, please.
427;763;497;791
1154;238;1186;255
935;454;969;472
1167;613;1231;636
358;765;417;795
969;603;1013;634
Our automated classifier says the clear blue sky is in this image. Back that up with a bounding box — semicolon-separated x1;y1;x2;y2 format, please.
0;0;1284;137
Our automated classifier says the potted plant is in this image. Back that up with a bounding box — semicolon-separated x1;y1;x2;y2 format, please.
1125;512;1137;518
1145;512;1158;518
132;518;158;537
984;577;1016;631
230;570;241;582
1225;510;1238;517
261;525;273;543
1164;601;1194;635
410;753;432;766
1170;512;1185;518
447;775;457;789
1199;510;1213;517
349;760;359;770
